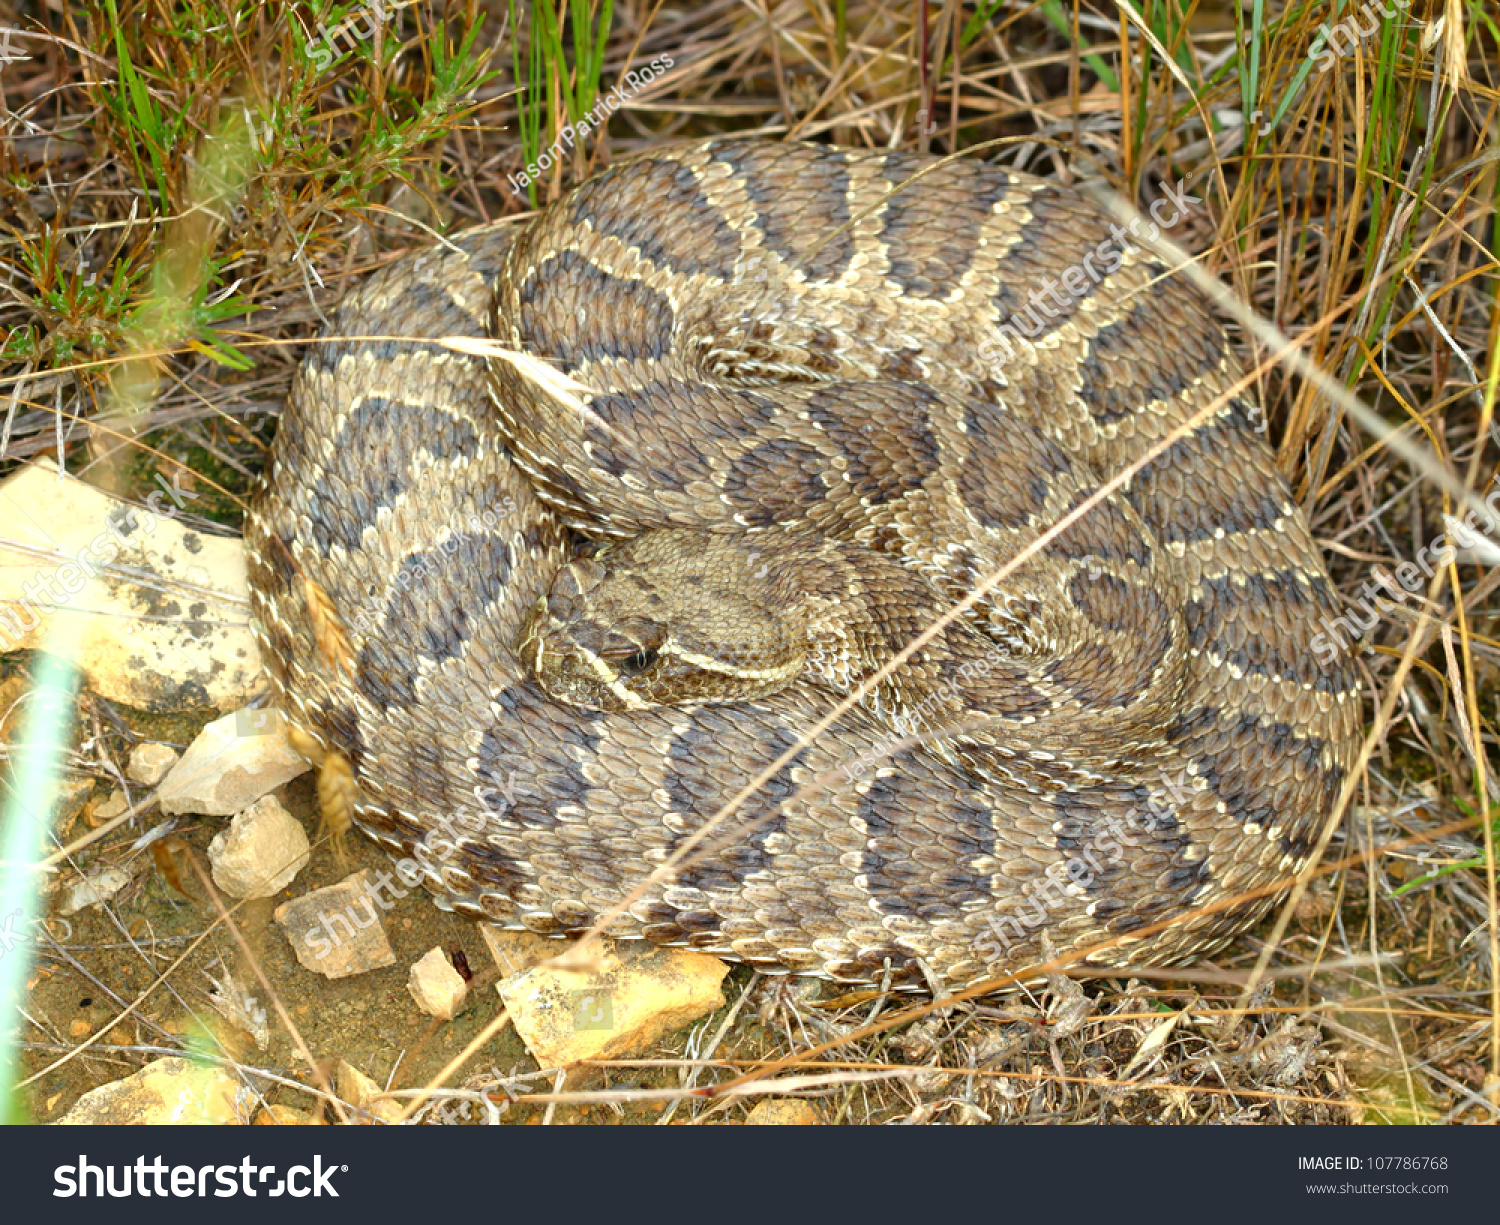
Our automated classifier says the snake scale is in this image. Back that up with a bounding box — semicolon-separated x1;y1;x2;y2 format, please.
245;138;1362;990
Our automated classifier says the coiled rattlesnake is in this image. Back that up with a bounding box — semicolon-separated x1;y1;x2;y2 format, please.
245;138;1361;990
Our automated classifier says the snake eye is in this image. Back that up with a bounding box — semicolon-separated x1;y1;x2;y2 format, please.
619;647;659;676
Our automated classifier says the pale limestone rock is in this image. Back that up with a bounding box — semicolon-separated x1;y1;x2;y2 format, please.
479;924;562;977
208;795;309;900
745;1099;823;1125
498;938;729;1067
93;789;130;822
334;1061;404;1125
0;458;260;711
127;741;179;785
59;866;132;915
158;707;310;816
254;1105;318;1125
408;946;468;1020
55;1056;250;1124
274;870;397;979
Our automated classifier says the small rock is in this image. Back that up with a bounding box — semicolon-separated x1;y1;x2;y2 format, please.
60;866;132;915
274;870;397;979
334;1061;404;1125
127;741;179;785
479;924;562;977
498;938;728;1067
745;1100;822;1125
55;1056;250;1124
91;789;130;823
408;947;468;1020
158;707;310;815
208;796;310;899
0;458;261;711
254;1105;318;1125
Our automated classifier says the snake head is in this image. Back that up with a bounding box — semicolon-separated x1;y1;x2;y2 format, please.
516;530;807;713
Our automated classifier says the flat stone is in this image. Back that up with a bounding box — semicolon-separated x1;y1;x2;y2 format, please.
158;707;310;816
92;789;130;822
208;795;310;900
0;458;260;711
408;946;469;1020
274;871;397;979
254;1105;318;1125
59;866;132;915
745;1099;823;1125
334;1061;404;1125
127;741;179;785
55;1056;250;1124
479;924;563;977
498;938;729;1067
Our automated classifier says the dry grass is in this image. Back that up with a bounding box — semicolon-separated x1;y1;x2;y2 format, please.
0;0;1496;1124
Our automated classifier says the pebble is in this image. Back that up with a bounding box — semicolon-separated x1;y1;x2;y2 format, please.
91;789;131;823
55;1056;250;1124
59;866;132;915
0;459;261;711
127;741;179;785
745;1100;823;1125
273;870;397;979
408;946;468;1020
254;1105;319;1125
478;924;561;977
498;937;728;1067
334;1061;404;1125
158;707;310;816
207;795;310;899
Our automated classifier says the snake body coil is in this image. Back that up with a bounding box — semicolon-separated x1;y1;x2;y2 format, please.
246;139;1361;989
